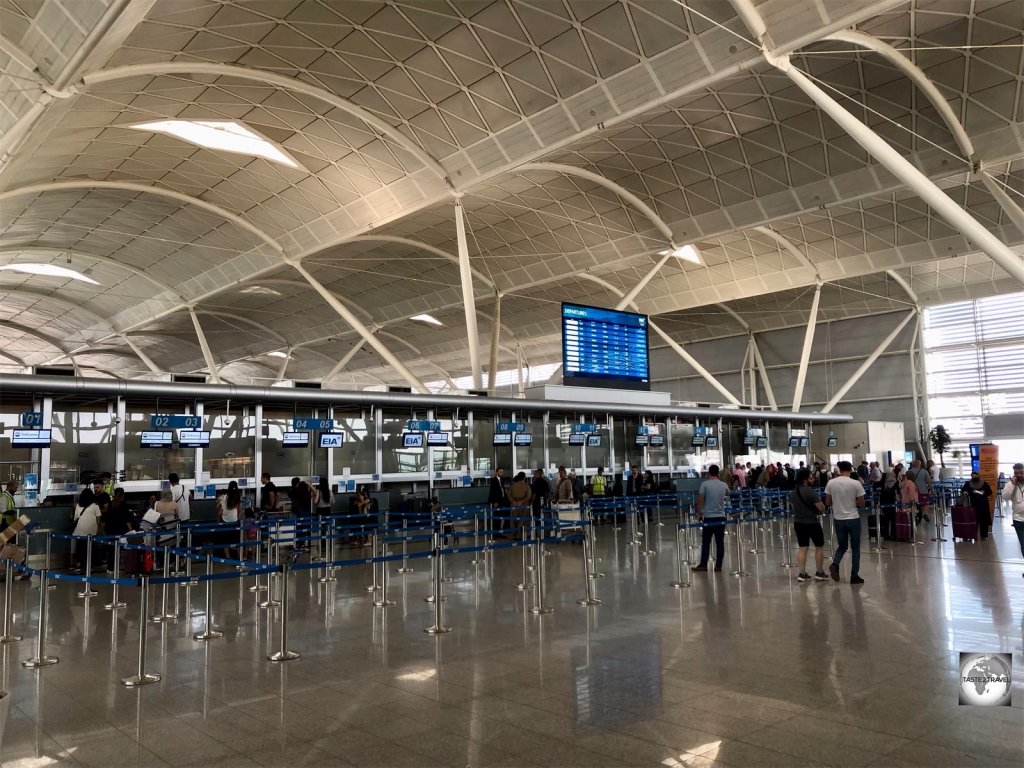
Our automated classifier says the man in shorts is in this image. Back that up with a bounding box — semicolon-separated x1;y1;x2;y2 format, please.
790;468;829;582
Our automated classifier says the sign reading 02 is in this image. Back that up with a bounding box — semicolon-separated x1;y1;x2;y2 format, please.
150;414;201;429
292;417;336;431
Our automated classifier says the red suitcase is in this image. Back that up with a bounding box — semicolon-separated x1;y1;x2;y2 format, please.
893;505;914;543
951;504;977;542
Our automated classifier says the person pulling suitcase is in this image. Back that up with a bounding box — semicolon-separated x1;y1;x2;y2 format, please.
959;471;993;541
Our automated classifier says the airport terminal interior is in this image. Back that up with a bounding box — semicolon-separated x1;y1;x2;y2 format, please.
1;0;1024;766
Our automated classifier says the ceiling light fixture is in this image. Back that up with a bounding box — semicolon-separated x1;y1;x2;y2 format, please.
130;120;301;169
240;286;282;297
410;313;443;326
0;263;100;284
659;244;702;264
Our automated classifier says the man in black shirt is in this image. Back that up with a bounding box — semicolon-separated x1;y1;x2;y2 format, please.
530;469;548;521
790;468;828;582
90;479;112;568
489;467;508;538
259;472;277;513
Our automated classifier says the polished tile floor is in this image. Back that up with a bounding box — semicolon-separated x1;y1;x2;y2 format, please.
2;513;1023;768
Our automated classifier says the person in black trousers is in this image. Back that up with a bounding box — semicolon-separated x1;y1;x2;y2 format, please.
489;467;508;539
530;468;549;523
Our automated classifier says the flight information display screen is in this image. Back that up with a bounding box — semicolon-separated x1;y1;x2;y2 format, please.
561;303;650;390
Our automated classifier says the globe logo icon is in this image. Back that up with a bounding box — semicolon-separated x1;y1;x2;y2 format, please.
959;653;1012;706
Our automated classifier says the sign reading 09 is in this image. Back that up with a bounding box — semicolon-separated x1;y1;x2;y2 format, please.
150;414;201;429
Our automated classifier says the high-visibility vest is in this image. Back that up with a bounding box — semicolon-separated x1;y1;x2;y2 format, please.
591;474;606;495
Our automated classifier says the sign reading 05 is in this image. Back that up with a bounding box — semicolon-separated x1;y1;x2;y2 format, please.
150;414;201;429
293;417;336;431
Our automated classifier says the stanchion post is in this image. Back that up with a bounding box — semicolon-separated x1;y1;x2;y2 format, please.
470;512;483;565
424;530;452;634
194;554;223;641
249;534;267;593
780;507;796;568
366;530;380;593
42;532;56;590
267;562;300;661
515;517;534;591
576;530;601;606
529;524;553;615
173;522;184;575
185;529;194;582
0;557;23;642
21;570;58;668
150;546;177;622
373;535;396;608
397;518;414;573
730;518;749;577
259;540;281;608
640;511;656;557
104;540;127;610
122;578;160;686
77;536;98;598
586;508;605;579
670;524;692;588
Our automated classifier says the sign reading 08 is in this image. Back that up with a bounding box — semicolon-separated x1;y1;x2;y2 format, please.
151;414;201;429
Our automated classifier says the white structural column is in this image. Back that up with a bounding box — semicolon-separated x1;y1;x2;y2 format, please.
648;323;743;407
188;307;220;384
325;339;367;381
750;338;779;411
616;254;672;310
123;336;162;375
822;311;916;413
767;56;1024;287
791;283;822;412
979;172;1024;237
289;261;427;392
275;348;292;383
454;201;483;390
488;292;501;395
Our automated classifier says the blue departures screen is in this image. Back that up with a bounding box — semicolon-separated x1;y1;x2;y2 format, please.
561;303;650;390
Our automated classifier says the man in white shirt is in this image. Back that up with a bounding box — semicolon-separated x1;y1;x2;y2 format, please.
1000;462;1024;574
169;472;190;522
825;460;866;585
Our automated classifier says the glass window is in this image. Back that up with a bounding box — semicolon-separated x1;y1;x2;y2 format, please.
670;422;695;471
0;394;39;486
50;401;117;484
202;402;255;481
263;407;315;479
471;413;495;472
332;409;377;476
583;421;611;472
382;410;426;474
124;400;195;482
513;414;544;475
548;418;582;471
433;411;468;472
645;422;668;468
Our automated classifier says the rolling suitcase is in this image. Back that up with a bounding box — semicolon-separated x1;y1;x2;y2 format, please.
950;504;977;542
893;505;914;543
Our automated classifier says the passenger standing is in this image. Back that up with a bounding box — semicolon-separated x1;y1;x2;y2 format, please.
554;466;574;502
961;471;993;540
928;459;941;484
790;468;829;582
489;467;508;539
507;472;533;535
692;464;728;572
315;478;332;515
719;463;734;489
217;481;242;557
530;468;549;521
1000;463;1024;572
734;463;747;489
825;461;866;585
1;479;17;530
625;465;642;496
259;471;278;513
169;472;190;522
590;467;608;497
906;459;931;524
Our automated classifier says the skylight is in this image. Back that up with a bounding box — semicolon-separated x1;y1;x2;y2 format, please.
659;244;701;264
130;120;301;169
240;286;282;297
0;263;99;285
410;314;443;326
265;351;289;359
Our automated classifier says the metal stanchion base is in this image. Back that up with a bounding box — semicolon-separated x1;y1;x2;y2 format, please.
589;572;605;579
780;562;797;569
149;614;177;623
267;650;300;662
641;549;656;557
930;537;948;542
440;576;456;583
257;599;281;609
397;567;415;574
514;582;533;591
22;655;58;668
0;634;23;643
372;598;396;607
317;575;337;583
104;601;127;610
576;597;602;606
748;547;765;554
193;629;223;641
669;581;692;589
731;570;750;577
248;582;267;592
364;585;376;592
529;606;553;615
77;589;98;598
121;673;160;687
424;625;452;635
423;595;447;603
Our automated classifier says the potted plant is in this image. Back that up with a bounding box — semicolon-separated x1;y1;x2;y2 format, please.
929;425;958;478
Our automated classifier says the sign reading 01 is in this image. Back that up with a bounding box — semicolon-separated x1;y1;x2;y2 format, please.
20;411;43;427
150;414;201;429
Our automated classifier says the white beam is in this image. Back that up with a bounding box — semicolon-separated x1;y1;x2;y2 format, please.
275;348;292;383
123;336;162;374
488;292;501;396
188;307;220;384
979;171;1024;237
822;311;916;413
750;338;778;411
649;322;743;407
326;339;367;381
616;254;672;309
454;201;483;390
289;260;426;392
769;54;1024;287
885;270;919;306
791;283;822;412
